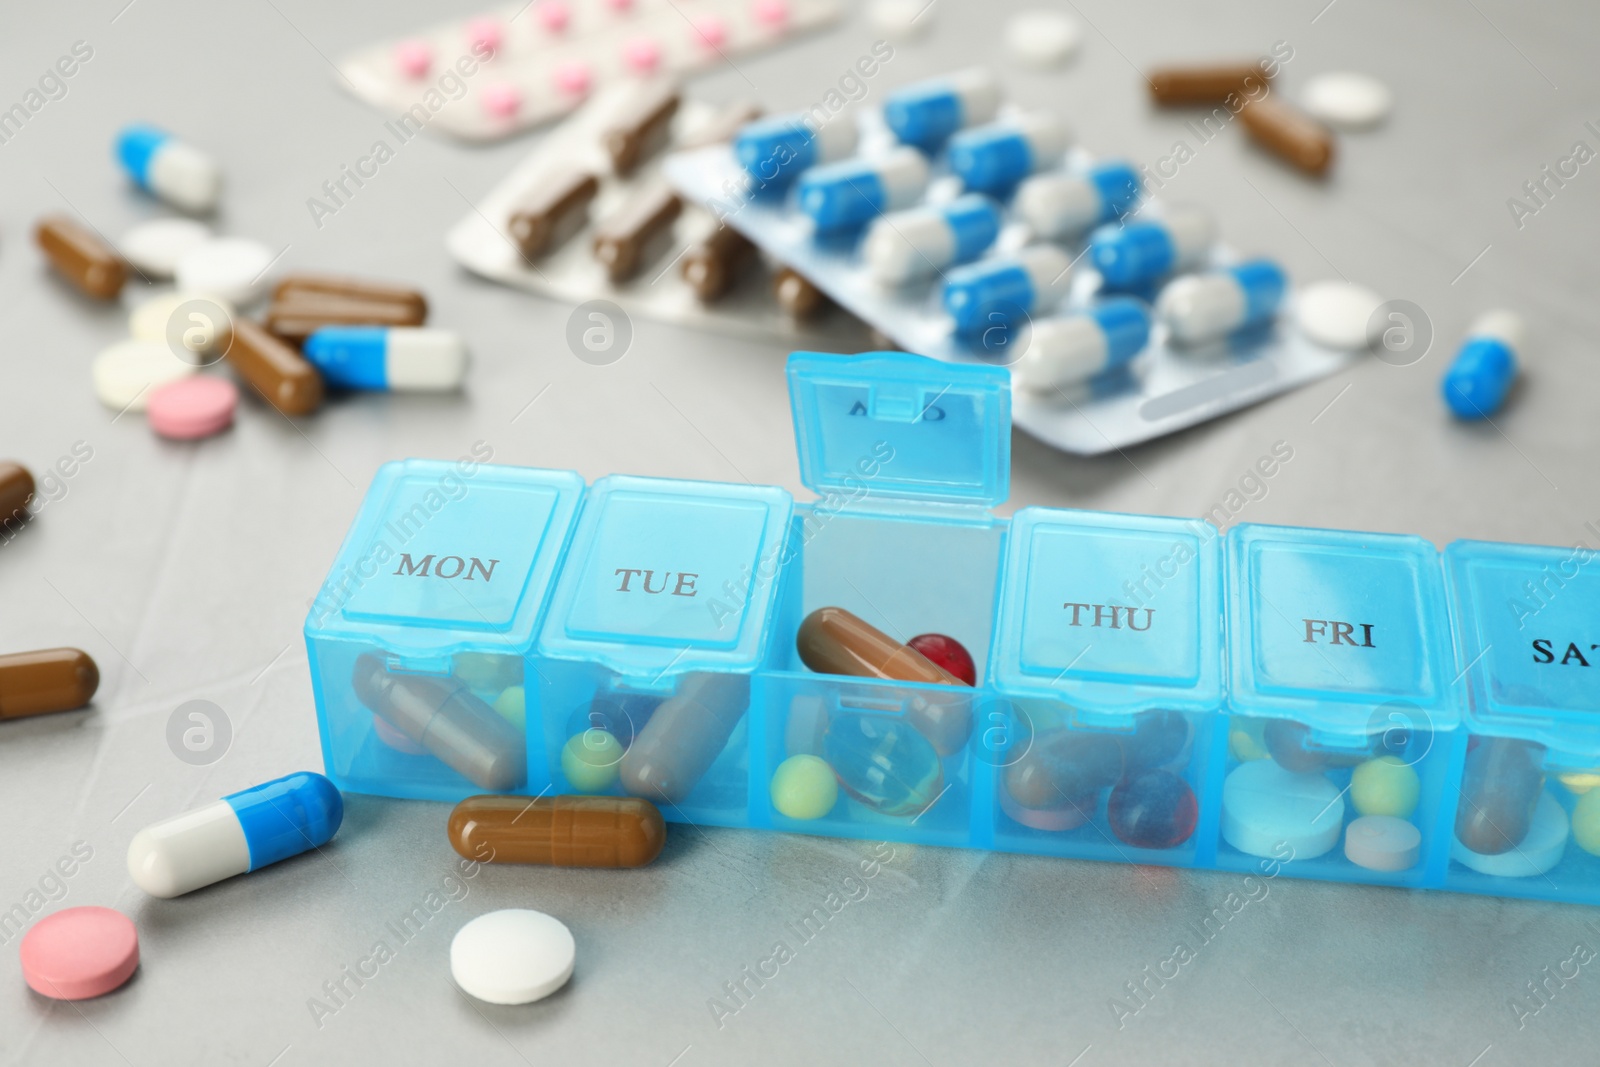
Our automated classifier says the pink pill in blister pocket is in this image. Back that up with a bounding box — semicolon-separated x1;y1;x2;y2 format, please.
467;17;504;56
148;376;237;441
553;60;592;96
394;40;433;78
604;0;635;11
536;1;570;32
622;37;662;72
752;0;790;27
691;14;728;48
481;83;522;117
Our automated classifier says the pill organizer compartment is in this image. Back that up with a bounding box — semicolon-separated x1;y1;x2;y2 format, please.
305;460;584;801
534;474;794;828
756;352;1009;847
1221;525;1458;886
986;509;1225;865
1443;541;1600;904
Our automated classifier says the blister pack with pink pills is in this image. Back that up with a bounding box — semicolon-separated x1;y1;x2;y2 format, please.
337;0;843;142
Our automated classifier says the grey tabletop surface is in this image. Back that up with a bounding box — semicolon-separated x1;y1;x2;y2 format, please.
4;0;1599;1063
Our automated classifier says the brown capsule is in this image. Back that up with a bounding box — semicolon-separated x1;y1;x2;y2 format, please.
225;320;324;416
0;463;35;531
677;101;764;151
592;184;682;283
448;794;665;868
1148;61;1273;106
1456;736;1545;855
271;274;428;320
619;672;749;804
681;226;756;302
35;215;127;300
602;81;681;176
265;292;426;344
352;653;525;791
796;607;972;756
507;168;600;260
1238;96;1335;176
0;648;99;720
773;266;829;319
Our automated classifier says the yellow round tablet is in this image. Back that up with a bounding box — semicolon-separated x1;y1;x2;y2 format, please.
771;754;839;821
561;730;622;793
1350;755;1420;819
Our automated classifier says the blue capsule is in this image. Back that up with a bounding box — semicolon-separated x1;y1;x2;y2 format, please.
115;124;221;213
1090;205;1215;290
797;148;929;234
1442;311;1524;419
304;327;468;392
883;69;1001;151
948;114;1069;195
943;245;1074;335
734;114;858;189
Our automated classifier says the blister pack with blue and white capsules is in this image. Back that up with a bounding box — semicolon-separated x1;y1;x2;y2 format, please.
663;68;1358;456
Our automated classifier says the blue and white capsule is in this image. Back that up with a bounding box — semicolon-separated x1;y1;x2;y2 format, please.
734;113;858;189
127;772;344;898
304;327;468;392
1014;298;1152;391
943;244;1074;334
797;148;929;234
948;114;1069;196
1157;259;1287;345
863;193;1002;284
115;125;222;214
1089;205;1215;290
1015;161;1142;239
1442;310;1524;419
883;68;1001;151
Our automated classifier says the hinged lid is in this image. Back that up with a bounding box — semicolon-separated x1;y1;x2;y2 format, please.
787;351;1010;509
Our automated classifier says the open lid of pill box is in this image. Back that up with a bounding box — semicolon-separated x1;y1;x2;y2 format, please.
1445;540;1600;752
787;350;1011;510
1225;524;1459;737
304;460;585;667
989;508;1223;718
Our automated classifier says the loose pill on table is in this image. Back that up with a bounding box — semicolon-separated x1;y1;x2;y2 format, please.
735;113;858;189
127;771;343;898
20;907;138;1000
35;215;127;300
771;754;840;820
1344;815;1421;872
92;339;197;412
147;376;238;441
1004;9;1081;68
1239;97;1335;176
1089;205;1214;290
1157;259;1287;345
1108;769;1198;850
592;183;682;283
869;0;930;40
508;167;601;261
943;245;1074;335
448;794;664;867
1013;299;1151;391
773;266;830;319
1147;61;1272;106
1454;735;1544;855
0;648;99;720
1442;311;1523;419
798;147;929;234
225;320;324;416
303;327;467;392
1571;789;1600;856
1293;280;1384;350
1302;72;1393;130
883;69;1001;151
907;633;976;687
115;125;221;213
561;730;624;793
797;607;972;756
602;80;679;175
451;910;575;1006
273;274;428;318
175;237;275;305
826;713;944;817
130;290;234;355
1222;758;1344;860
863;194;1001;285
948;114;1069;196
1350;755;1421;819
120;217;212;278
0;463;35;529
682;226;757;302
353;653;525;790
1452;791;1568;878
1015;161;1142;240
619;672;750;803
264;293;426;345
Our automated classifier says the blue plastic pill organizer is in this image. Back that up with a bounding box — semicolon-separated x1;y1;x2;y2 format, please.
306;351;1600;905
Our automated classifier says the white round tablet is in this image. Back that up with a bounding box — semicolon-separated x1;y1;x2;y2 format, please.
120;218;213;279
1222;758;1345;860
129;291;235;355
175;237;275;306
451;909;574;1005
1452;791;1569;878
1344;815;1421;872
1295;280;1384;350
92;339;198;412
868;0;929;39
1005;9;1081;68
1302;72;1392;130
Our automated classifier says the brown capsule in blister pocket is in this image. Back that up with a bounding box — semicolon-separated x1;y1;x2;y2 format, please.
448;795;666;868
225;320;324;416
681;225;756;302
619;672;750;804
1239;97;1335;176
0;463;34;530
1147;61;1272;106
35;215;127;300
592;184;682;282
0;648;100;720
1456;736;1546;855
508;167;600;261
773;266;829;319
272;274;428;319
265;292;426;344
602;81;680;176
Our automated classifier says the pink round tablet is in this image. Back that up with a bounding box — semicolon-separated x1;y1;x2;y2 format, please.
148;376;237;441
21;907;139;1001
536;0;570;32
752;0;790;27
482;83;522;118
553;60;592;96
691;14;728;48
604;0;634;11
622;36;662;73
467;17;504;56
394;40;433;79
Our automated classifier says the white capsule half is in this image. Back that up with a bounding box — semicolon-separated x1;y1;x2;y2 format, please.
127;800;251;899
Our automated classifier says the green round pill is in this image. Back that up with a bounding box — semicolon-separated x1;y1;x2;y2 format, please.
1350;755;1420;818
1572;790;1600;856
771;754;839;821
493;685;526;731
562;730;622;793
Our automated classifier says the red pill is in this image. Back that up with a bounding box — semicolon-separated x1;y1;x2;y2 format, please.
1107;769;1197;850
907;633;976;686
